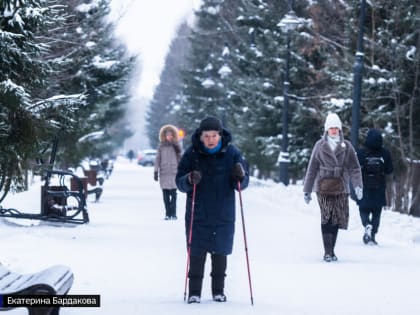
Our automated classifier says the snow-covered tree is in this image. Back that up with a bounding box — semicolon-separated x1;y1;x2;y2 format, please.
0;0;135;199
0;0;76;199
146;22;191;149
147;0;420;216
43;0;136;167
174;0;244;144
345;0;420;214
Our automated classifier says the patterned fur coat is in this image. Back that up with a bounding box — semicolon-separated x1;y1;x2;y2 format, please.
303;134;363;229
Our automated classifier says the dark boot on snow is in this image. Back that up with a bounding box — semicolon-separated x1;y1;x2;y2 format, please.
363;224;372;244
322;232;334;262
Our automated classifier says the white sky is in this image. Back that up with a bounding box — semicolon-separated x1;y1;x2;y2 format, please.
110;0;201;99
2;158;420;314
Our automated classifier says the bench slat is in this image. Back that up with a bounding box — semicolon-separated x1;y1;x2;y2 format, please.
0;274;33;291
0;264;73;295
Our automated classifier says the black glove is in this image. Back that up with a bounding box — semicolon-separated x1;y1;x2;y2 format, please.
232;163;245;182
154;171;158;181
188;171;202;185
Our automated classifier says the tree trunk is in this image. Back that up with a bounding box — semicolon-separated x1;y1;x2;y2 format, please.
409;163;420;217
393;172;410;214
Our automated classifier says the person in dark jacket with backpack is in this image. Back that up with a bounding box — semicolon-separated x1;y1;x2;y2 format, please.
357;128;393;245
176;116;249;304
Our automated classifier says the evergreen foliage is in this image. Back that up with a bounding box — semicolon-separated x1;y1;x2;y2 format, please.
146;22;191;149
148;0;420;213
0;0;135;199
42;0;136;168
0;0;67;200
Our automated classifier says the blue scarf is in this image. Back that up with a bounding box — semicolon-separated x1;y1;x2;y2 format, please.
204;139;222;154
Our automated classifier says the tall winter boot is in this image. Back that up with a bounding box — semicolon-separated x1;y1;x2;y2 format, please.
211;254;227;302
170;189;177;219
188;277;203;303
331;229;338;261
162;190;171;220
188;254;206;303
322;232;333;262
370;232;378;245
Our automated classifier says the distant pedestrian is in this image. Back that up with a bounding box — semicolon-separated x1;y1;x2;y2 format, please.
176;116;249;304
127;149;135;162
356;128;393;245
303;113;363;262
154;125;182;220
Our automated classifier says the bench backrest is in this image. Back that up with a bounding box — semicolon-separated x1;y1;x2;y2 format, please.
0;264;73;296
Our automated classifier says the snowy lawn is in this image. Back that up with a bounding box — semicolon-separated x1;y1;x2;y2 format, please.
1;157;420;314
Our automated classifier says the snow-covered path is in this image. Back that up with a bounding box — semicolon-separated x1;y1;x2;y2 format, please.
1;157;420;314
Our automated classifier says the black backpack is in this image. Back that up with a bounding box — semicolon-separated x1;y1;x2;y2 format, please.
363;154;385;189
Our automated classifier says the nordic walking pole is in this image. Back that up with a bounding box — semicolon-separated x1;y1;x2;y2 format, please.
237;181;254;305
184;183;197;302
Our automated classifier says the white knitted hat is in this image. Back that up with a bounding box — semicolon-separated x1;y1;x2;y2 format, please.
324;113;342;132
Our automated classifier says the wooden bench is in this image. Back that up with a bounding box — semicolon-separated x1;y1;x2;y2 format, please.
42;170;89;224
0;170;89;225
0;264;73;314
82;170;103;202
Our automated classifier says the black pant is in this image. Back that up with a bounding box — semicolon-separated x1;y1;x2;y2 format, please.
359;207;382;235
162;189;177;217
188;253;227;297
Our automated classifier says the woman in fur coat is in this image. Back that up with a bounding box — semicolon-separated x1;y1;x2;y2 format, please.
154;125;182;220
303;113;363;262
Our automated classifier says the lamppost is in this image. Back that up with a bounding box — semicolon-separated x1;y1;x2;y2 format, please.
277;9;303;186
350;0;367;149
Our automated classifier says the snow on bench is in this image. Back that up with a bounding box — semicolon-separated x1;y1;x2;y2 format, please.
0;264;73;314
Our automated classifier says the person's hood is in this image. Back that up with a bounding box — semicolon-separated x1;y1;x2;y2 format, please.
365;128;383;150
159;125;179;143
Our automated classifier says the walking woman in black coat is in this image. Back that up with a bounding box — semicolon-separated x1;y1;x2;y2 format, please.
176;116;249;304
357;129;393;245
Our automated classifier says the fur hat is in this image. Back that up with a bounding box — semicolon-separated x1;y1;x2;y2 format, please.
199;116;223;132
324;113;342;132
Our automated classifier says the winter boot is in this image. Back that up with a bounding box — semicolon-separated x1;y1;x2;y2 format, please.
170;189;177;219
188;277;203;303
211;254;227;301
163;190;171;219
363;224;372;244
369;233;378;245
322;232;333;262
323;254;333;262
331;229;338;261
213;294;227;302
188;254;206;302
187;295;201;304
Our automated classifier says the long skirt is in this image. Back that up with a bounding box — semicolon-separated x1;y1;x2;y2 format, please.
316;193;349;229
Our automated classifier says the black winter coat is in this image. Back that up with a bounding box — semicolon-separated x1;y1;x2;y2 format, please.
176;128;249;256
357;129;393;209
